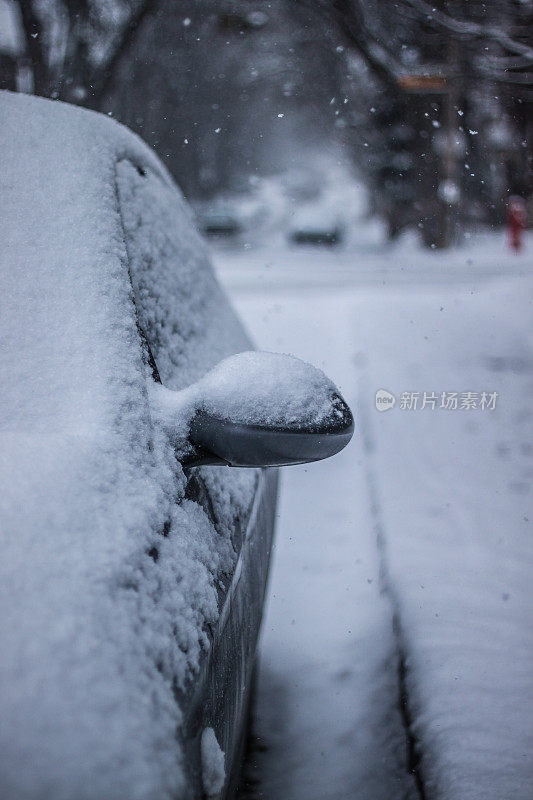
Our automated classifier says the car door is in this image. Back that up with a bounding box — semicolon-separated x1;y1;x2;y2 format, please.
115;159;278;799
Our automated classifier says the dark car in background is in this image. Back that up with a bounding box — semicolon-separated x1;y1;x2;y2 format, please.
196;208;243;240
288;204;344;247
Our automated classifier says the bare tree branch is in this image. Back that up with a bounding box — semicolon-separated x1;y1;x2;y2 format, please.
305;0;533;89
301;0;402;88
402;0;533;60
87;0;159;108
14;0;159;108
484;54;533;71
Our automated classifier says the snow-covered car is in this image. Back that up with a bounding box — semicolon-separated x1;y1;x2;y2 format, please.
0;91;353;800
195;208;243;239
288;204;344;246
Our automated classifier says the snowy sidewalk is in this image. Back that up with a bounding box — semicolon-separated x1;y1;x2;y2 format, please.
214;237;533;800
356;277;533;800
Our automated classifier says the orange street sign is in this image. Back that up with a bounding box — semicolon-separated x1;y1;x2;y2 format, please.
397;74;448;93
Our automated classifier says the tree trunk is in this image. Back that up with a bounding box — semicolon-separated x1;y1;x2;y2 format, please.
17;0;50;96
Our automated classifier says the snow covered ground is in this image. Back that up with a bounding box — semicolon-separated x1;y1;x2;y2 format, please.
212;230;533;800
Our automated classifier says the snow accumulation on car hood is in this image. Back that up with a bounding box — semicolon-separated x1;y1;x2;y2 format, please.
0;91;256;800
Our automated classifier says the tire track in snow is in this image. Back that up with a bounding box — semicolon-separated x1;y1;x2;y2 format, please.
357;378;426;800
223;283;418;800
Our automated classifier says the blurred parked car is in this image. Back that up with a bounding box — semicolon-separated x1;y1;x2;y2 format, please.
289;204;344;246
0;91;352;800
196;207;243;239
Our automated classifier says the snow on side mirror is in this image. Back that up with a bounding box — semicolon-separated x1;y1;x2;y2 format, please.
150;352;354;468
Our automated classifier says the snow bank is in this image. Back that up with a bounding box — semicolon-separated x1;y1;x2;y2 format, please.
360;277;533;800
0;90;256;799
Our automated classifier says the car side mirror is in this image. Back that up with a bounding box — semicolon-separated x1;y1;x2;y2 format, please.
150;352;354;468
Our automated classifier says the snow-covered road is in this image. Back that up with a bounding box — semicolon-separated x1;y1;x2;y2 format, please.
213;232;533;800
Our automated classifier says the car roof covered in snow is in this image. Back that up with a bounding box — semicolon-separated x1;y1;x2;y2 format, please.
0;91;254;800
1;89;171;439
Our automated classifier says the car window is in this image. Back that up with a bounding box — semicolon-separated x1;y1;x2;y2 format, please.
115;159;250;391
115;159;258;543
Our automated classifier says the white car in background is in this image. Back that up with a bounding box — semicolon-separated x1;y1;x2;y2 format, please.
288;203;344;246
